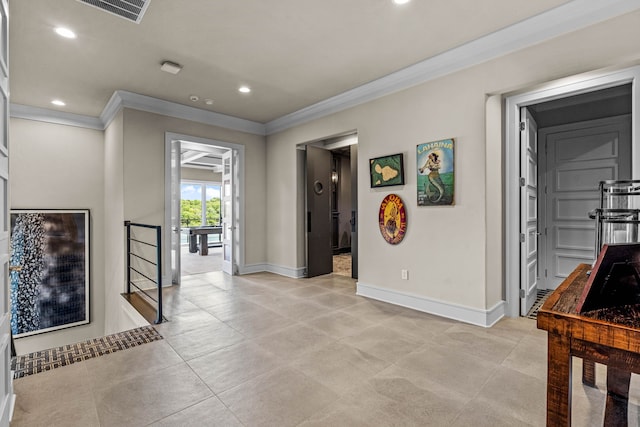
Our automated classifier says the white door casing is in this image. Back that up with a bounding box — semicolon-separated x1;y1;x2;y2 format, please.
520;107;539;315
221;149;234;275
0;0;13;423
541;116;631;289
170;139;181;285
165;133;244;282
505;66;640;318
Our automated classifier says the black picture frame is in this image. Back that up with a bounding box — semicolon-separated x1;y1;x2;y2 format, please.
369;153;405;188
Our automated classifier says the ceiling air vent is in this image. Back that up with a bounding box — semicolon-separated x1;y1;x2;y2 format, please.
77;0;151;24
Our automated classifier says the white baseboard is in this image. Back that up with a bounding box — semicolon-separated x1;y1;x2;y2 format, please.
254;263;306;278
239;263;269;275
238;263;305;278
357;282;505;328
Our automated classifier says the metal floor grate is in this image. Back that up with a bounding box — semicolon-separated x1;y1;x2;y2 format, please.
526;289;553;319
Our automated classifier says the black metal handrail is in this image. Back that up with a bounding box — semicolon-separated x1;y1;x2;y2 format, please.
124;221;163;324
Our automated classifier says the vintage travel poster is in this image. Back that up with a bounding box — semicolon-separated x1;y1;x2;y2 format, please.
417;139;454;206
378;194;407;245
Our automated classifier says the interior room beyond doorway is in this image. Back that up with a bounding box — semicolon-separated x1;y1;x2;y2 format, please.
303;133;358;279
179;144;225;276
504;66;640;319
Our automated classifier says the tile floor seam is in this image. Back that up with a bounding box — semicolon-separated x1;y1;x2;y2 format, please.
187;349;285;396
167;358;243;421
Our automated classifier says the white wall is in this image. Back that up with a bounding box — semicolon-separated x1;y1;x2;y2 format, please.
103;110;147;335
121;108;267;269
10;118;107;353
265;9;640;325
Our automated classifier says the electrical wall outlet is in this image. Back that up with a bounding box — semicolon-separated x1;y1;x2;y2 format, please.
401;269;408;280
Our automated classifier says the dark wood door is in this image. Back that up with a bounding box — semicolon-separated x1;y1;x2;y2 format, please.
306;146;332;277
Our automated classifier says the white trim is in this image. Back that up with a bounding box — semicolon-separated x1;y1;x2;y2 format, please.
239;263;269;275
11;90;267;136
265;0;640;135
265;263;306;279
504;65;640;318
100;90;125;128
108;91;266;135
239;262;307;278
10;103;104;130
357;282;505;328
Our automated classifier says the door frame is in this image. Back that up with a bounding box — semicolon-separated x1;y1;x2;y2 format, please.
164;132;245;283
299;132;358;278
504;66;640;318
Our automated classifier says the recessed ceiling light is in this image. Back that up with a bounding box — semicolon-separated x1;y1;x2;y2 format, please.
54;27;77;39
393;0;410;4
189;95;199;102
238;86;251;94
205;99;214;105
51;99;66;106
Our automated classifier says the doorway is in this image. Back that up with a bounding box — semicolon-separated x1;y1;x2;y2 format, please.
505;66;640;318
303;133;358;279
164;133;244;285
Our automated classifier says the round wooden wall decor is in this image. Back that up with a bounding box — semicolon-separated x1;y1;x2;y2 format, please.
378;194;407;244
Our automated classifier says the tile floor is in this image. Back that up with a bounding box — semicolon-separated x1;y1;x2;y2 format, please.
180;246;222;276
10;271;640;426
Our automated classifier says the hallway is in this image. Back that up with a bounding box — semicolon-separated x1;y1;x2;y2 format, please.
10;271;628;426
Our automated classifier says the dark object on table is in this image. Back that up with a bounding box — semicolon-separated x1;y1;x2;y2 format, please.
576;243;640;313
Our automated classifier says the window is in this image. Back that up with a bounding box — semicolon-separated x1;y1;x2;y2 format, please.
180;181;221;227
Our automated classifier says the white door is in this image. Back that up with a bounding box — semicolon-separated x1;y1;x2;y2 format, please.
221;150;234;275
542;116;631;289
170;139;181;285
0;0;13;423
520;108;539;315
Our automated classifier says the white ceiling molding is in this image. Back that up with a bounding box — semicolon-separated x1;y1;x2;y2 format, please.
264;0;640;135
10;103;104;130
101;90;267;135
11;91;267;135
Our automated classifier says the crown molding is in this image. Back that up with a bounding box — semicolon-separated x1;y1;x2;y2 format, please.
264;0;640;135
101;91;267;135
11;90;267;136
10;103;104;130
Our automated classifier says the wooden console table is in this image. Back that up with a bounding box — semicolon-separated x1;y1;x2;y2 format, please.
537;263;640;426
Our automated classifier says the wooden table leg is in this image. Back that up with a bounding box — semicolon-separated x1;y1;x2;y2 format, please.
603;367;631;427
189;234;198;253
199;234;208;255
582;359;596;387
547;332;572;426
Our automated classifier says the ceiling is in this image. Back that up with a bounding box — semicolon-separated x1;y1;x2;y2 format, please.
180;140;226;171
10;0;581;124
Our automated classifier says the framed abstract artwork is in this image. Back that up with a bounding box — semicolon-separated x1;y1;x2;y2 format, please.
9;209;90;337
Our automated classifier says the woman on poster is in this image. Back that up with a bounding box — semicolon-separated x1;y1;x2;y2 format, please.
419;151;445;203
